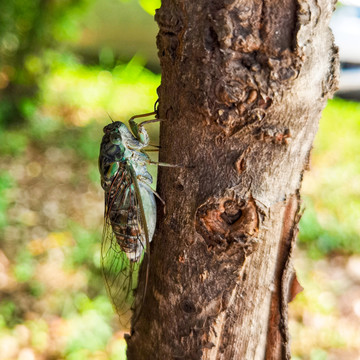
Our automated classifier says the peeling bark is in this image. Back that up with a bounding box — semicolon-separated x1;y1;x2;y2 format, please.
126;0;338;359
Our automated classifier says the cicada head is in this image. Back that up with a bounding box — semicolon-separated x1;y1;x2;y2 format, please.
103;121;137;149
102;121;124;145
103;121;126;134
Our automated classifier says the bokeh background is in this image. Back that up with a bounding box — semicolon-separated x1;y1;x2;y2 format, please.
0;1;359;359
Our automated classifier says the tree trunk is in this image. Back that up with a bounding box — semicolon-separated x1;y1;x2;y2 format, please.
127;0;338;359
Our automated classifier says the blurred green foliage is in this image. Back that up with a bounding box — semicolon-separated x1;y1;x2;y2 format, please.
0;0;94;125
139;0;161;15
299;99;360;257
0;301;19;328
0;24;159;357
0;0;160;127
13;249;36;283
0;171;13;229
0;130;28;156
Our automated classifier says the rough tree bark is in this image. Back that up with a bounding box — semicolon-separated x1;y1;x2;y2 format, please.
127;0;338;359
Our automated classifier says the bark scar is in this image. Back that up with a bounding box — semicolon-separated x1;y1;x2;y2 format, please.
196;195;259;256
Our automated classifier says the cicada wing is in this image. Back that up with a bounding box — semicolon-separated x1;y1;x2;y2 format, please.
101;227;142;325
100;168;148;326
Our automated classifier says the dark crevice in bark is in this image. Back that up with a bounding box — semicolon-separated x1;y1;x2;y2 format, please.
265;193;303;359
260;0;298;53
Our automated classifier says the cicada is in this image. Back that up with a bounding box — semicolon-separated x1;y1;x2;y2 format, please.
99;110;162;325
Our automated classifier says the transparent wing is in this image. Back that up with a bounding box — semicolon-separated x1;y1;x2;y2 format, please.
101;167;148;326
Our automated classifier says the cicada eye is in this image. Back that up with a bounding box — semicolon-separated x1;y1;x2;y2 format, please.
110;131;122;145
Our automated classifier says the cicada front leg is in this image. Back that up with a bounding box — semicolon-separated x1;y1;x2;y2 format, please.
129;112;164;148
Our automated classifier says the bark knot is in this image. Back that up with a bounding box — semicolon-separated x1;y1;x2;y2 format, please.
196;195;259;255
254;125;292;145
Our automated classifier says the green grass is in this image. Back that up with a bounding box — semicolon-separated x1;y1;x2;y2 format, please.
299;98;360;257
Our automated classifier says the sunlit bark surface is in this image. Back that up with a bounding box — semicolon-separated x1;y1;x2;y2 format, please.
127;1;338;359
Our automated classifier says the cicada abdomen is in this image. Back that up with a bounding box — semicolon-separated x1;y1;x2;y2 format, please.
99;114;157;325
105;167;156;261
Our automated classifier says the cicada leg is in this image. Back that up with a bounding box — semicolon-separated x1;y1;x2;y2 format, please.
137;178;166;207
128;111;157;121
129;112;158;147
148;160;186;168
